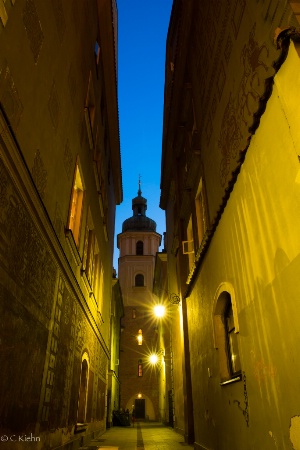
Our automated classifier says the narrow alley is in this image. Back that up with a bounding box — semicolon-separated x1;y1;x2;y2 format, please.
81;422;193;450
2;1;300;449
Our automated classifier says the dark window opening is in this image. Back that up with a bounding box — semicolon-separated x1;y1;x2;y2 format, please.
136;241;143;255
135;274;144;287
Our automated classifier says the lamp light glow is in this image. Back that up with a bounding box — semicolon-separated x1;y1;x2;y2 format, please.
149;354;158;364
154;305;165;318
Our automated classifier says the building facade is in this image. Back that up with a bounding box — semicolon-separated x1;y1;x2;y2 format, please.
107;276;124;428
117;186;162;420
152;250;174;427
161;1;300;449
0;1;122;449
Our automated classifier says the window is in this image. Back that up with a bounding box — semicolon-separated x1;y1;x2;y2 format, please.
77;354;89;423
92;244;99;292
195;178;206;248
182;215;194;271
94;40;101;79
289;1;300;25
85;72;96;149
93;256;104;309
136;240;143;255
137;329;143;345
86;229;95;282
132;309;136;319
94;40;100;64
0;0;8;26
135;274;144;287
82;210;97;286
225;302;241;377
213;288;241;384
68;163;84;246
138;359;143;377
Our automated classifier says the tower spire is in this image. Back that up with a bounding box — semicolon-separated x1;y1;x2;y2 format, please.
138;174;142;196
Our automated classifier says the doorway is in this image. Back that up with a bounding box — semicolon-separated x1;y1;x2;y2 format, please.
134;399;145;419
77;359;89;423
168;390;174;427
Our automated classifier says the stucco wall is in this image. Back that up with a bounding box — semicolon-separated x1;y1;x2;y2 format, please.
188;42;300;450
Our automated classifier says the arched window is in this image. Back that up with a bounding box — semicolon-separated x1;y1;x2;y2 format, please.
213;288;241;384
136;241;143;255
77;355;89;423
135;274;144;287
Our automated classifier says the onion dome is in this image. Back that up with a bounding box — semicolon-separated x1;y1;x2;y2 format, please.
122;181;157;232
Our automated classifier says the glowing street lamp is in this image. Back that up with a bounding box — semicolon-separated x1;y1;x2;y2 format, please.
153;304;165;318
149;354;158;365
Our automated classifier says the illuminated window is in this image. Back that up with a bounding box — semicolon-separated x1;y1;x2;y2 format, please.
137;329;143;345
136;241;143;255
138;359;143;377
135;274;144;287
68;163;84;246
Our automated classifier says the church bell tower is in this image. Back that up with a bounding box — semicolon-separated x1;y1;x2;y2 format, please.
117;180;162;420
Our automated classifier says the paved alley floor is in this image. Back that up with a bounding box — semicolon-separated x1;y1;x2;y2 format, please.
87;422;194;450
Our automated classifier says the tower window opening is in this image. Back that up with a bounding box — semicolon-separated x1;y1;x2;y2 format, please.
136;241;143;255
135;274;144;287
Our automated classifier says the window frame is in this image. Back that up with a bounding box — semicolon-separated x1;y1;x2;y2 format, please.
213;285;241;385
224;301;242;379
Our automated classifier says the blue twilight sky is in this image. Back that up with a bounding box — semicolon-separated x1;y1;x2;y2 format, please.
113;0;173;272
